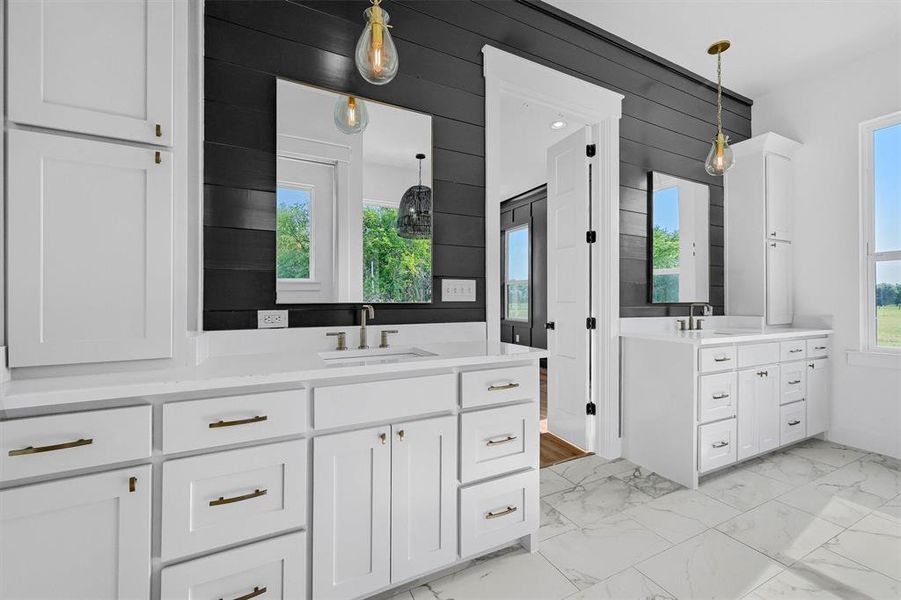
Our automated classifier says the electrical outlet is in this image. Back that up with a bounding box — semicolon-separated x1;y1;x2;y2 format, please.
441;279;476;302
257;310;289;329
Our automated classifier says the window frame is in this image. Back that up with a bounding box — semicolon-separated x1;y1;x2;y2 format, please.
859;110;901;353
504;223;530;323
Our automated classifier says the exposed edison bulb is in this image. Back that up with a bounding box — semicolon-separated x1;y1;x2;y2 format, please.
705;132;735;176
334;95;369;135
354;0;399;85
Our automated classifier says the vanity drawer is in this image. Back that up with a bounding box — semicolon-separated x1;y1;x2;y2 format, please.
460;469;538;558
161;532;307;600
0;405;150;482
780;340;807;361
780;401;807;445
807;338;831;358
162;389;308;454
737;343;781;368
313;373;455;429
461;403;538;483
780;361;806;405
161;440;306;561
698;372;737;424
698;418;737;473
461;365;538;409
699;346;736;373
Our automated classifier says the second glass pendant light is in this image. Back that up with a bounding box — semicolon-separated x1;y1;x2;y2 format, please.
355;0;399;85
334;95;369;134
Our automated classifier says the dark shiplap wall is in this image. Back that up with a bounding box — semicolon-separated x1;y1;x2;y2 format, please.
203;0;752;329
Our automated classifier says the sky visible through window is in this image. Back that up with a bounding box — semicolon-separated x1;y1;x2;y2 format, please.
507;227;529;281
875;123;901;284
654;186;680;234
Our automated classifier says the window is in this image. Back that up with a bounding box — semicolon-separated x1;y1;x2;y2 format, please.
504;225;529;321
862;112;901;351
276;186;312;280
362;200;432;303
651;185;680;303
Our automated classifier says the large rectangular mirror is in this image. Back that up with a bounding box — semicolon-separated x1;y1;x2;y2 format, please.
649;172;710;303
276;79;432;304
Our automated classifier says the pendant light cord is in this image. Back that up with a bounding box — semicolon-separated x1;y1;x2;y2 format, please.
716;50;723;137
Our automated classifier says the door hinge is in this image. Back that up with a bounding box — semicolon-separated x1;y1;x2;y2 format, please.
586;144;596;157
586;230;597;243
586;402;597;416
586;317;597;330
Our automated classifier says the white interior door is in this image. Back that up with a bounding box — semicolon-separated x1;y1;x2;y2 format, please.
546;127;592;450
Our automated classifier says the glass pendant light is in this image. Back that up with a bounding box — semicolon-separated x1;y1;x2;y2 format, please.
396;153;432;239
704;40;735;176
334;95;369;134
355;0;399;86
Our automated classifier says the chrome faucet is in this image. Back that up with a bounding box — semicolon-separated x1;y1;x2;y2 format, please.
358;304;375;349
688;303;712;330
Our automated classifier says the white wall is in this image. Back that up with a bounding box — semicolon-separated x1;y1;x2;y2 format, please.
753;41;901;458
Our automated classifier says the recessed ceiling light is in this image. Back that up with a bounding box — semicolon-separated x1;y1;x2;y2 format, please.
550;120;567;130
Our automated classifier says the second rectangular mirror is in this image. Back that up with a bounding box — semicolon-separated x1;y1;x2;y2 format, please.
276;78;433;304
649;172;710;304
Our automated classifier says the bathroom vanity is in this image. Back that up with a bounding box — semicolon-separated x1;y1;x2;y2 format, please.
621;320;832;489
0;340;543;600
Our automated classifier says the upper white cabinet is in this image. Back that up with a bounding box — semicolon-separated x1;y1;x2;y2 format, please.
725;132;801;325
8;0;174;146
8;130;173;367
0;465;152;600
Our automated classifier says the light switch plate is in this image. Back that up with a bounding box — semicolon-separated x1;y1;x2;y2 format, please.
441;279;476;302
257;310;289;328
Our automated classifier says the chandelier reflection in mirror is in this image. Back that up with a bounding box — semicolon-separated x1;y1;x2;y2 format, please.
396;153;432;239
355;0;399;85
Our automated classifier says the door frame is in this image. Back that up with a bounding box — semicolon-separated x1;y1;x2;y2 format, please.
483;46;623;457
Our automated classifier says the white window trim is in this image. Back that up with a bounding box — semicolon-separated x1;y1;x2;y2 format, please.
858;110;901;357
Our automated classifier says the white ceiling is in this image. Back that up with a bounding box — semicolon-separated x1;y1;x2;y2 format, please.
545;0;901;99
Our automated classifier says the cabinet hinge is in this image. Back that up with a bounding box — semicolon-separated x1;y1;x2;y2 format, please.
586;402;597;416
586;144;596;157
586;230;597;243
586;317;597;330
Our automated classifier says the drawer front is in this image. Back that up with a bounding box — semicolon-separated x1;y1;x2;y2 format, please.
313;373;456;430
0;405;150;482
163;389;308;454
780;340;807;361
807;338;831;358
161;532;307;600
699;346;736;373
780;401;807;445
780;361;806;405
698;418;737;473
460;469;539;558
737;343;781;368
461;365;538;409
698;372;737;424
461;403;538;483
161;440;306;561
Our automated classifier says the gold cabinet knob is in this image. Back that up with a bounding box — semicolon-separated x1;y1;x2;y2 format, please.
397;429;405;441
379;432;387;445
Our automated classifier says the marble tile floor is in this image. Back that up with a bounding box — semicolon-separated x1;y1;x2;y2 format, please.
386;439;901;600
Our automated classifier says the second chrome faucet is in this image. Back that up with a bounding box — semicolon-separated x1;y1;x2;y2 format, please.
358;304;375;349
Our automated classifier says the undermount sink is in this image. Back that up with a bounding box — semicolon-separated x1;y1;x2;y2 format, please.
318;346;436;366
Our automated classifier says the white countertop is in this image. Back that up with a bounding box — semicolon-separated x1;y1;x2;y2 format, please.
620;327;833;346
0;341;546;413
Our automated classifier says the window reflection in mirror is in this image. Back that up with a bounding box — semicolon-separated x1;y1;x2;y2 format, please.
650;172;710;304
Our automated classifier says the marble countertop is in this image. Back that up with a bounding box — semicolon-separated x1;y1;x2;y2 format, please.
0;341;546;412
620;327;833;346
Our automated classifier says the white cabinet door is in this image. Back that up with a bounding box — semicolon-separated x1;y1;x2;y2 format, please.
0;465;151;600
313;426;391;600
757;366;781;453
8;0;174;145
765;153;793;241
391;416;457;582
766;240;793;325
806;359;831;436
737;366;780;460
8;130;173;367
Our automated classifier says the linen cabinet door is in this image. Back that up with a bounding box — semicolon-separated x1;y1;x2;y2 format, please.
766;241;793;326
806;359;831;436
391;415;458;582
765;153;793;241
313;426;391;600
0;465;151;600
8;0;174;145
7;130;173;367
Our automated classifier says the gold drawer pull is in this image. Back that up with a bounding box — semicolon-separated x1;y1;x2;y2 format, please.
209;488;268;507
486;435;518;446
711;440;729;449
488;382;519;392
713;356;731;362
220;586;267;600
8;437;93;457
485;505;518;519
788;379;801;385
155;123;162;137
711;393;730;400
209;415;268;429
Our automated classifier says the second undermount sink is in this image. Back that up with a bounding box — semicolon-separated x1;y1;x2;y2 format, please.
318;346;436;366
